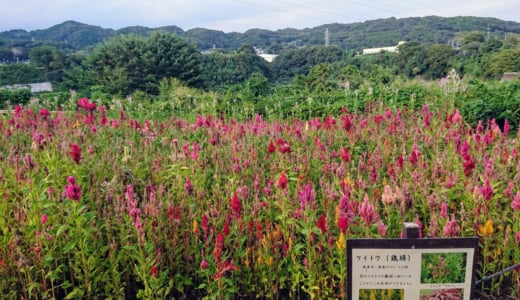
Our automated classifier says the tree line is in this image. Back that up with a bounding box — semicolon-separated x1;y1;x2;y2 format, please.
0;30;519;100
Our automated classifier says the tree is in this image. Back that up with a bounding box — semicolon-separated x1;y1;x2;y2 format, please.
271;46;344;82
200;46;271;90
460;32;485;57
0;63;45;85
484;48;520;79
29;46;67;82
424;44;456;79
0;47;13;63
83;32;202;95
395;42;427;77
337;65;363;89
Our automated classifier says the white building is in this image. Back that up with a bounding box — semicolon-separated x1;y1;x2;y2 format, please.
362;41;406;55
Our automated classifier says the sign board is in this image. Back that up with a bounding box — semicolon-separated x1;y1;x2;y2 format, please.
347;237;478;300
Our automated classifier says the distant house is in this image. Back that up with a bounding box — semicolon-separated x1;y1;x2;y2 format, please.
4;82;53;93
362;41;405;55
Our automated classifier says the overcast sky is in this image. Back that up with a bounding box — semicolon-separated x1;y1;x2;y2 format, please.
1;0;519;33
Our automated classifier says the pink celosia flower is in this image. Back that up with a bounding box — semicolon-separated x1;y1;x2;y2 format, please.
377;221;387;237
64;176;81;201
503;119;510;136
511;192;520;212
442;214;460;237
480;177;494;201
440;202;448;219
360;195;377;225
200;258;209;270
299;182;315;210
381;185;396;205
41;214;48;225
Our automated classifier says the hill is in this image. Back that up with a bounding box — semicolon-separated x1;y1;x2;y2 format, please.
1;16;520;53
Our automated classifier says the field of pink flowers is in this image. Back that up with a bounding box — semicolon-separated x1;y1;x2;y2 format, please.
1;100;519;299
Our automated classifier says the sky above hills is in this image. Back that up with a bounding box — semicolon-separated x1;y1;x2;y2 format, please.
2;0;519;33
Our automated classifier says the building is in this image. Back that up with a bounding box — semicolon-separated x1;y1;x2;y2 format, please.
362;41;406;55
4;82;53;93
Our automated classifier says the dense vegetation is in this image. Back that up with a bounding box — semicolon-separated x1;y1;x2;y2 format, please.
1;16;520;299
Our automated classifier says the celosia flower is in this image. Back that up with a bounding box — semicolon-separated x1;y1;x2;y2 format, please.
230;192;242;218
267;140;276;153
337;216;349;234
41;214;48;225
360;195;377;225
381;185;396;205
317;214;327;234
377;221;387;237
150;265;158;278
336;232;346;250
503;119;510;136
440;202;448;219
277;171;288;189
511;192;520;212
442;214;460;237
479;220;494;236
200;259;209;270
184;178;193;195
69;144;82;164
38;109;50;118
64;176;81;201
480;177;494;201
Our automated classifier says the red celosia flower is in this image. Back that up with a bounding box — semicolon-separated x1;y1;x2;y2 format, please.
338;216;349;234
230;192;242;218
268;140;276;153
277;171;288;189
39;109;50;118
317;214;327;234
69;144;82;164
341;147;351;163
150;265;158;277
213;232;224;264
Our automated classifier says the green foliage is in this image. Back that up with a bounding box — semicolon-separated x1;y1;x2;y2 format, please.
29;46;68;82
484;48;520;79
271;46;345;82
83;32;202;95
0;63;46;85
0;87;31;107
457;79;520;130
200;46;272;90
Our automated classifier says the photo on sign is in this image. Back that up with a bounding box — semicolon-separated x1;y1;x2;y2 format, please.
419;288;464;299
359;289;404;300
420;252;467;283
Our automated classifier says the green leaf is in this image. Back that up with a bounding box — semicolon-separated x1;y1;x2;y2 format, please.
65;287;84;299
63;241;76;253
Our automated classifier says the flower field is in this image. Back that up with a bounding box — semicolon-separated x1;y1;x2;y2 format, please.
1;100;519;299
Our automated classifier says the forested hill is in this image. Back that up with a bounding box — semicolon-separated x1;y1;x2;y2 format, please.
1;16;520;52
